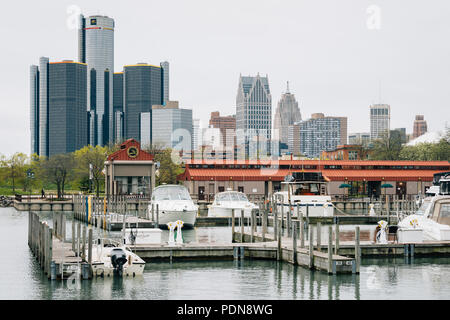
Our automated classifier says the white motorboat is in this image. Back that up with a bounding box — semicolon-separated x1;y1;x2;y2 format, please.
398;176;450;241
273;172;334;217
148;184;198;227
89;239;146;277
208;190;259;217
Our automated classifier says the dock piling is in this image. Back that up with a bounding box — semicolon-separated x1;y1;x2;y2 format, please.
231;209;235;242
240;209;244;243
335;223;340;255
292;222;297;264
317;222;321;252
355;226;360;274
328;226;333;274
309;226;314;269
299;205;304;248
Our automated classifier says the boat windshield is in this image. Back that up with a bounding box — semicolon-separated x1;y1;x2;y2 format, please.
416;201;431;216
152;186;191;201
440;180;450;195
284;182;322;195
216;192;248;202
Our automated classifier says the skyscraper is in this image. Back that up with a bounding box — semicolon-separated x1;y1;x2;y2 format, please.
160;61;169;105
30;58;88;156
48;61;88;156
152;101;193;149
370;104;390;140
413;115;427;139
209;111;236;147
192;118;201;151
274;82;301;146
236;74;272;157
113;72;124;142
123;63;163;143
79;14;115;146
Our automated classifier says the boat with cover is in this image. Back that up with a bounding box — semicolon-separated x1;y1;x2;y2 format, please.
208;190;258;217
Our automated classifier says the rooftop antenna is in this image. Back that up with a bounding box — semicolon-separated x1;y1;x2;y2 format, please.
286;81;290;94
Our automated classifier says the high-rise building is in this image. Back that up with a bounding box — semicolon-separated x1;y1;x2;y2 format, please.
48;61;88;156
413;115;427;139
152;101;193;149
113;72;124;143
79;14;115;146
123;63;163;143
160;61;169;105
209;111;236;147
288;122;301;156
30;58;88;156
296;113;342;158
274;82;301;146
370;104;390;140
348;132;371;146
192;118;201;151
392;127;407;144
30;65;39;155
236;74;272;157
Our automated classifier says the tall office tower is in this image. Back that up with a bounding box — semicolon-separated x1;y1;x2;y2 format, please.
348;132;370;146
413;115;427;139
48;61;88;156
370;104;390;140
79;14;114;146
152;101;193;149
236;74;272;157
288;122;301;156
209;111;236;147
337;117;348;145
30;65;40;155
38;57;49;157
123;63;163;143
113;72;124;142
30;58;88;156
160;61;169;105
298;113;342;158
192;119;201;151
273;82;301;146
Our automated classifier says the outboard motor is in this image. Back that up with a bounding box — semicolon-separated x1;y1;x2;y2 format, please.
110;248;127;276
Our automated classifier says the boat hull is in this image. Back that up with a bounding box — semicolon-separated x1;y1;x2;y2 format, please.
208;206;254;218
156;210;197;227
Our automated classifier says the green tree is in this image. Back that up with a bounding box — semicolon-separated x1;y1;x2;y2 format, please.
1;153;28;193
143;144;183;186
39;153;75;199
74;145;108;197
370;130;403;160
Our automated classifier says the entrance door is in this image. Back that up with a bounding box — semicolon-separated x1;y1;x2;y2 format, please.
368;181;381;199
198;186;205;201
396;182;407;198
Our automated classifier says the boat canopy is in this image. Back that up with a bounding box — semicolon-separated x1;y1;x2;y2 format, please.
152;185;192;201
215;192;248;202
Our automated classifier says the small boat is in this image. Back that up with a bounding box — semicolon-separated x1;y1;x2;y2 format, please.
89;239;146;277
148;184;198;228
208;190;258;217
398;176;450;241
273;172;334;217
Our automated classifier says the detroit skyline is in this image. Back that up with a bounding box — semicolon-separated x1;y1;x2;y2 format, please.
1;0;450;156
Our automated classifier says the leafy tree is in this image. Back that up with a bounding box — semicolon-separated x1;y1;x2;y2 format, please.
143;144;183;186
39;153;75;199
1;153;28;193
369;130;403;160
74;145;108;197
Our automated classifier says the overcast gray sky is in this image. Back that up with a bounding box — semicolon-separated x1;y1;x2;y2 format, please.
1;0;449;157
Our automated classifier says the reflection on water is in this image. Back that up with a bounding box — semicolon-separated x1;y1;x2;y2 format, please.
1;208;450;300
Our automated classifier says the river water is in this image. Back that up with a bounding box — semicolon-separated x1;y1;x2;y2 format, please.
1;207;449;300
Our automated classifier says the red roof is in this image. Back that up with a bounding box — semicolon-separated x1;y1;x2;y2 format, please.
107;139;154;161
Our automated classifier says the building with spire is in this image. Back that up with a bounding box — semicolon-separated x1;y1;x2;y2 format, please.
274;82;301;149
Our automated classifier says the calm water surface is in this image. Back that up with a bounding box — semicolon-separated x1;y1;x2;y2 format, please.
1;207;449;300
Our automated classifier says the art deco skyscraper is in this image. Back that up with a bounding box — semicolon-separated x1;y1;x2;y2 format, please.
274;82;301;146
236;74;272;157
79;14;114;146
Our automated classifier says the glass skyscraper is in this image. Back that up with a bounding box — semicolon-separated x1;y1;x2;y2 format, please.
79;14;115;146
370;104;390;141
30;65;39;155
160;61;169;105
123;63;163;143
113;72;124;143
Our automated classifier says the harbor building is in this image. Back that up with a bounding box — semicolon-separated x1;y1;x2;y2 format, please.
151;101;193;149
236;74;272;158
178;159;450;201
30;59;88;157
320;144;366;160
274;82;302;151
413;115;428;139
370;104;390;141
104;139;156;196
79;14;115;146
123;63;163;143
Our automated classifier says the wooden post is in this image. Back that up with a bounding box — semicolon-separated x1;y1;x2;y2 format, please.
355;226;360;274
328;225;333;274
274;207;278;241
299;205;304;248
156;204;159;228
231;209;235;242
88;228;93;269
48;227;53;277
292;222;297;264
82;225;86;261
277;222;282;261
77;222;81;257
309;226;314;269
262;209;266;242
335;223;340;255
316;222;321;252
72;216;75;253
280;203;284;236
288;203;292;237
151;203;155;222
250;210;254;243
240;209;244;243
